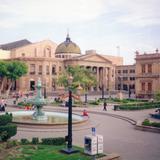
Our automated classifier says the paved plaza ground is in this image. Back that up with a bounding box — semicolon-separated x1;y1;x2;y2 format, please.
3;98;160;160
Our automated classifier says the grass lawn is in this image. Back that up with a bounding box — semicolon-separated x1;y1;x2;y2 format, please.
1;144;104;160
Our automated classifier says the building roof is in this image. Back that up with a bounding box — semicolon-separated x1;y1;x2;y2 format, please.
55;34;81;54
67;52;112;64
0;39;31;50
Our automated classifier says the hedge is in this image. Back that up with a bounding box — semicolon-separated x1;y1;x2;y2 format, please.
32;137;39;145
0;124;17;141
0;113;12;125
21;138;30;145
118;101;160;110
41;137;65;145
142;119;160;128
0;113;17;142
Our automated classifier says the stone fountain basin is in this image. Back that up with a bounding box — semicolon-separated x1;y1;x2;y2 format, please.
10;111;88;126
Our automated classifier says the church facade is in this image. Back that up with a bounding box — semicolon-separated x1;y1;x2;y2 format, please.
0;35;123;95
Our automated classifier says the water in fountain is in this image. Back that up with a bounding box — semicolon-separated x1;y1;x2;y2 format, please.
9;79;87;125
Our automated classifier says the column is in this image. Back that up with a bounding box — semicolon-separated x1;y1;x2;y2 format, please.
96;67;99;91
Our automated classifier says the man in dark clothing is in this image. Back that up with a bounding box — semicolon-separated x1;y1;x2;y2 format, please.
103;101;107;111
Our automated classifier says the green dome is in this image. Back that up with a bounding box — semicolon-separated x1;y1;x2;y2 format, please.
55;35;81;54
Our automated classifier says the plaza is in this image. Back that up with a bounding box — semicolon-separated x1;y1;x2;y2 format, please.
3;96;160;160
0;1;160;159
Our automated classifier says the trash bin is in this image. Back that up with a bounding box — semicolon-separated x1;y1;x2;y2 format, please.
13;100;16;105
114;105;119;111
84;134;103;155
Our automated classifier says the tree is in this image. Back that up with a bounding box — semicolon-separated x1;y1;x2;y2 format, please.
58;65;97;93
0;61;8;97
155;90;160;101
6;61;28;97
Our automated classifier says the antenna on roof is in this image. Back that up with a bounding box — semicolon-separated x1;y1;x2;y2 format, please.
67;28;70;37
66;28;71;42
117;46;120;56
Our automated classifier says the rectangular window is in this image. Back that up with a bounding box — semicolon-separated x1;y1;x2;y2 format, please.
141;82;145;91
46;65;50;75
148;82;152;91
52;65;56;75
130;69;135;73
142;64;145;73
123;70;128;74
118;77;121;81
123;77;128;81
130;77;135;81
38;65;42;75
118;70;121;74
148;64;152;73
30;64;36;75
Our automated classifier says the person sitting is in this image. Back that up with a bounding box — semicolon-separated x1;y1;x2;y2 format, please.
83;109;88;116
25;106;31;110
155;108;160;114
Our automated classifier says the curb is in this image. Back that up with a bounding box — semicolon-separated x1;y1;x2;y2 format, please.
135;121;160;133
98;153;120;160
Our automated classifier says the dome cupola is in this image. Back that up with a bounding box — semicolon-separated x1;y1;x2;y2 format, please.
55;34;81;59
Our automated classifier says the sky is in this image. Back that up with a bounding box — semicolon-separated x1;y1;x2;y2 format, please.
0;0;160;64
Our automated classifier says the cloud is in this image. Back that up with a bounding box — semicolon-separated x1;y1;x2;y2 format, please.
0;0;159;28
0;0;107;28
107;0;160;27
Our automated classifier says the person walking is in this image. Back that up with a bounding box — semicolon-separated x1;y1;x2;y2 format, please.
103;101;107;111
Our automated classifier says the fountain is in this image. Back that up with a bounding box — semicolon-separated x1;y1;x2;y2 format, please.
9;79;87;126
28;79;47;120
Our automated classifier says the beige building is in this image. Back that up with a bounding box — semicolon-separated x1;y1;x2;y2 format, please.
115;65;136;95
0;35;123;94
0;49;11;59
135;50;160;98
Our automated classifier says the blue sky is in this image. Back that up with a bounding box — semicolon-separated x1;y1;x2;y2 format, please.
0;0;160;64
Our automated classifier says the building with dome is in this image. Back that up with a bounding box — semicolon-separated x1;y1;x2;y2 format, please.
0;35;123;95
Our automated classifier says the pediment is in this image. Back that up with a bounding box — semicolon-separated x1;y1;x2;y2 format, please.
77;53;112;64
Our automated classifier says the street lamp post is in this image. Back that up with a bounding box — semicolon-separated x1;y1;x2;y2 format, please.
85;93;88;103
128;85;131;99
62;75;78;154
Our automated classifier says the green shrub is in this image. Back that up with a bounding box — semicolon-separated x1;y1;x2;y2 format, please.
21;138;30;145
6;140;19;149
32;137;39;145
142;119;150;126
17;102;32;106
119;101;160;110
17;101;25;106
0;131;8;142
151;122;160;128
41;137;65;145
0;113;12;125
0;124;17;141
89;100;100;105
142;119;160;128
